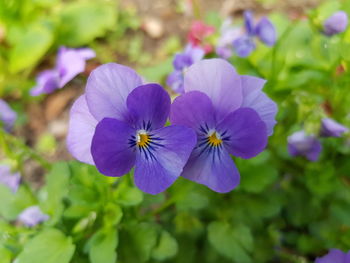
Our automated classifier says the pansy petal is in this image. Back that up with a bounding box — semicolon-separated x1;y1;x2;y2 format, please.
241;75;277;136
134;125;196;194
315;249;346;263
30;70;59;96
126;84;170;130
217;107;267;159
184;59;242;122
91;118;136;177
244;11;255;35
167;71;184;94
182;145;240;193
170;91;216;130
255;17;276;46
321;118;348;137
233;36;256;57
76;48;96;60
67;95;98;165
86;63;142;122
0;99;17;132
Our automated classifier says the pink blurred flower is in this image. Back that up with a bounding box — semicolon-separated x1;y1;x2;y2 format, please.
187;21;215;53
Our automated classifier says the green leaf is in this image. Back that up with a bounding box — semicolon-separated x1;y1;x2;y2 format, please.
58;1;117;46
9;23;53;73
103;203;123;226
14;229;75;263
0;246;12;263
152;231;178;261
208;222;253;263
115;186;143;207
88;228;118;263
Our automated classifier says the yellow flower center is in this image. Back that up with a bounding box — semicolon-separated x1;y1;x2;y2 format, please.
137;132;151;148
208;132;222;147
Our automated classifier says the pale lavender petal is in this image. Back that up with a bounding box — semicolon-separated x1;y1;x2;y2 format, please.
126;84;170;130
184;59;242;122
170;91;216;131
0;99;17;132
167;70;184;94
233;36;256;57
0;164;20;193
18;206;49;227
181;142;240;193
315;249;347;263
85;63;143;122
67;95;98;165
216;46;233;59
30;69;59;96
217;108;267;159
76;48;96;60
255;17;276;46
287;130;322;162
134;125;196;195
241;75;277;136
321;118;348;137
323;11;348;36
91;118;136;177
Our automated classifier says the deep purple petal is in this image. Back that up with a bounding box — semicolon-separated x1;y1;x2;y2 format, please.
126;84;170;130
217;107;268;159
18;206;49;227
244;11;255;35
181;143;240;193
0;164;21;193
321;118;348;137
30;70;59;96
315;249;347;263
241;75;277;136
184;59;242;122
233;36;256;57
67;95;98;165
167;71;184;94
323;11;348;36
287;131;322;162
85;63;142;122
134;125;196;195
170;91;216;131
255;17;276;46
0;99;17;132
91;118;136;177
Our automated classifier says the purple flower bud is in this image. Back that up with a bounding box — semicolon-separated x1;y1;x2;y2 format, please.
315;249;350;263
233;36;256;57
0;99;17;132
255;17;276;46
321;118;348;137
18;206;49;227
0;164;20;193
30;47;95;96
287;131;322;161
323;11;348;36
244;11;255;35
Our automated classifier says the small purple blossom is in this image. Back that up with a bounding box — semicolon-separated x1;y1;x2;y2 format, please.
321;118;348;137
0;99;17;132
0;164;20;193
233;11;276;57
167;44;204;94
30;47;95;96
170;58;277;193
315;249;350;263
287;130;322;161
68;63;196;194
323;11;348;36
18;206;49;227
216;19;241;59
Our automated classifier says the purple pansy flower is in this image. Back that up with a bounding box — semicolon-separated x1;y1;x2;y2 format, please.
287;130;322;161
315;249;350;263
321;118;348;137
31;47;95;96
18;206;49;227
67;63;196;194
0;99;17;132
323;11;348;36
216;19;241;59
233;11;276;57
0;164;20;193
170;59;277;193
167;44;204;94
